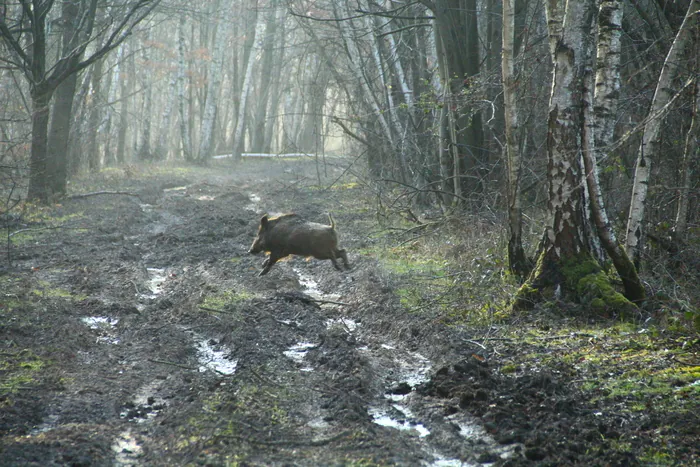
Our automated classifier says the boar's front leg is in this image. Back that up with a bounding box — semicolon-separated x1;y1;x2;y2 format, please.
259;253;281;276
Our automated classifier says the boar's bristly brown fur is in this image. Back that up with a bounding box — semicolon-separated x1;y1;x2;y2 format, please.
249;213;351;276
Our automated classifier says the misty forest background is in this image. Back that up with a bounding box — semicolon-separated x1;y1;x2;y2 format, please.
1;0;699;325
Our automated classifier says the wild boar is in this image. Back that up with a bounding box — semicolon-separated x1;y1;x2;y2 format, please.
249;213;351;276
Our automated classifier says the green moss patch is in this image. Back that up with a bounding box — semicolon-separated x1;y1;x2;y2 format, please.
201;288;255;310
0;350;46;400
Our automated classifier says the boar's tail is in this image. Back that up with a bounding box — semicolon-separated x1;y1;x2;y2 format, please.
327;212;336;230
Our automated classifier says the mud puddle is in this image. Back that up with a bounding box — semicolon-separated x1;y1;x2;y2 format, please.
289;265;517;465
191;332;238;375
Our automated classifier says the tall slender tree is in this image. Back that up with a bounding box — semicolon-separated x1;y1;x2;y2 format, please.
625;0;700;268
502;0;529;278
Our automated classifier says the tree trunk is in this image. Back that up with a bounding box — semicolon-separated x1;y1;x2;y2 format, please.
502;0;530;278
87;58;105;171
429;0;485;201
335;1;394;148
251;1;278;153
262;6;286;153
116;44;131;165
46;0;87;195
137;33;153;162
625;0;700;268
515;0;636;315
177;16;193;162
675;78;699;237
47;71;79;196
157;57;178;161
584;0;645;303
198;3;226;164
27;88;53;203
232;18;263;159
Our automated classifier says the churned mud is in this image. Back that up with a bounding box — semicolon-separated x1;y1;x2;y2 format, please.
1;158;698;466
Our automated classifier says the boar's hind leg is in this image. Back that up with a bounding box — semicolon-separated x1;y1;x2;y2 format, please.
329;252;343;271
336;248;351;269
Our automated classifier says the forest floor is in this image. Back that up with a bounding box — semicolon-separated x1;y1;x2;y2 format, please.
1;157;698;466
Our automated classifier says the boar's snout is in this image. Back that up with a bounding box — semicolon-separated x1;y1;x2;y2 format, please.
248;215;269;254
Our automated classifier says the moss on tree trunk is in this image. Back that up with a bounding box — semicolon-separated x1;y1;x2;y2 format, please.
514;250;638;318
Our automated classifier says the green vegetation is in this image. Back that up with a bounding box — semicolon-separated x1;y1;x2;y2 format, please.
0;350;46;399
201;288;255;310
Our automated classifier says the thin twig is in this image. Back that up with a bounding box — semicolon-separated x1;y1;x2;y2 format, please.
148;359;198;370
67;191;142;200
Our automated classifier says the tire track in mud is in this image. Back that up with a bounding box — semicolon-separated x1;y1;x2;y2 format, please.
278;265;518;466
227;189;520;465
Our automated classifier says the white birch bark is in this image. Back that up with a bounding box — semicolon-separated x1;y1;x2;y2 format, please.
502;0;528;276
177;15;192;161
625;0;700;266
198;15;227;163
580;0;645;302
588;0;623;263
232;19;264;158
263;5;286;153
383;0;414;110
368;12;408;181
336;1;394;146
158;55;178;160
543;0;596;259
593;0;623;151
137;29;152;161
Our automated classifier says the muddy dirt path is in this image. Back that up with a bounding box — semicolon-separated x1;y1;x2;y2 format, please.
1;159;521;466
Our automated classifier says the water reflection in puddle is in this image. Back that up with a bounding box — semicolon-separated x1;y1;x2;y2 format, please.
195;337;238;375
139;268;166;300
325;317;359;332
81;316;119;329
284;342;316;372
163;186;188;192
112;430;143;466
293;267;341;302
81;316;120;344
369;405;430;438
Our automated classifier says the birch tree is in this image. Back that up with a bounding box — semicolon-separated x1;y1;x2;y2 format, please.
198;3;227;163
157;40;178;161
582;0;645;303
335;1;394;148
515;0;636;313
625;0;700;268
675;78;699;238
502;0;529;277
177;16;193;161
231;16;263;159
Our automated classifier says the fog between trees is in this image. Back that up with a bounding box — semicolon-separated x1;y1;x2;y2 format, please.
1;0;698;311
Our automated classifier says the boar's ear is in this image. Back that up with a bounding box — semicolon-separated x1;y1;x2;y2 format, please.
260;215;269;227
